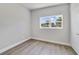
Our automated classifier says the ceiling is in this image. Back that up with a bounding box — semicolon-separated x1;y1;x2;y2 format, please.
21;3;62;10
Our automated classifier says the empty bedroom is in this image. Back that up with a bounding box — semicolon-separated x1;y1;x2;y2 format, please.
0;3;79;55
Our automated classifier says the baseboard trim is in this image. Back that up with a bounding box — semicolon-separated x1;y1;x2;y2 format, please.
32;37;71;47
71;46;78;55
0;37;31;54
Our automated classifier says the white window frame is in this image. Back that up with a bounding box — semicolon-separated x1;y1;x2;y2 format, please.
40;15;63;29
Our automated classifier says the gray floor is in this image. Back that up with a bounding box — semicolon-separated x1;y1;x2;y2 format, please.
2;39;77;55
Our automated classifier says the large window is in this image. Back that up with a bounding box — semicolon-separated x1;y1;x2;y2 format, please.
40;15;63;29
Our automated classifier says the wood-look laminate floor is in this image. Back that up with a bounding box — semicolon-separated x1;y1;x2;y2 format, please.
2;39;77;55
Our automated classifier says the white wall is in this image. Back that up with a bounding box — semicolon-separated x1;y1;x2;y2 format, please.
71;3;79;54
31;4;70;45
0;4;31;52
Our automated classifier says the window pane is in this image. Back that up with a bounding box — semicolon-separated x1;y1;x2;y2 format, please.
56;22;62;27
50;16;57;27
40;16;50;28
56;17;62;21
51;22;62;27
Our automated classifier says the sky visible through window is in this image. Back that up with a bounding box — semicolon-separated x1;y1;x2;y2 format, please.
40;16;58;24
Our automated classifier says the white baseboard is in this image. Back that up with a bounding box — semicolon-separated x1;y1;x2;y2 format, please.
0;37;31;54
32;37;71;47
71;46;78;55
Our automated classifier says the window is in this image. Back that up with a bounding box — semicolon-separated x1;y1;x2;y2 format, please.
40;15;63;29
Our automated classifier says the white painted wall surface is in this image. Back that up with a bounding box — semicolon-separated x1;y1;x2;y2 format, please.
0;4;31;51
71;3;79;54
31;4;70;45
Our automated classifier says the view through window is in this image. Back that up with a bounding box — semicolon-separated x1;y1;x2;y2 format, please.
40;15;63;29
